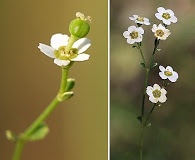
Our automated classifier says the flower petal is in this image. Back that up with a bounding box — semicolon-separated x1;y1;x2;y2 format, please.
146;86;153;96
123;31;130;38
159;72;167;79
137;27;144;34
128;26;136;32
149;96;158;103
166;66;173;72
54;59;70;66
127;38;135;44
73;38;91;54
50;34;69;50
161;88;167;95
168;74;178;82
159;65;165;72
153;84;161;90
159;95;167;103
71;53;90;61
38;43;55;58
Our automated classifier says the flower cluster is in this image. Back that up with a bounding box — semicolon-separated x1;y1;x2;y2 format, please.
123;7;178;43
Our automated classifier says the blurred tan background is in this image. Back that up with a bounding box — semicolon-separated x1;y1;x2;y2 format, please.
111;0;195;160
0;0;108;160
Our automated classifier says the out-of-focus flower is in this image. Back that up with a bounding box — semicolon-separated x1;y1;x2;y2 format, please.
155;7;177;25
129;15;150;25
152;24;171;40
146;84;167;103
38;34;91;67
159;65;178;82
123;26;144;44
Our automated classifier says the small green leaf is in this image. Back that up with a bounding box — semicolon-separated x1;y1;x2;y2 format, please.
157;48;161;51
61;91;74;100
146;122;151;127
139;62;146;68
132;45;137;48
65;78;75;91
5;130;16;141
28;123;49;141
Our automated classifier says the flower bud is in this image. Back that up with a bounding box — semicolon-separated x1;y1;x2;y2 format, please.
69;12;91;38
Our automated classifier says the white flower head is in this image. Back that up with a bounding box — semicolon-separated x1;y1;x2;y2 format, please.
155;7;178;25
129;15;150;25
38;34;91;67
146;84;167;103
123;26;144;44
159;65;178;82
152;24;171;40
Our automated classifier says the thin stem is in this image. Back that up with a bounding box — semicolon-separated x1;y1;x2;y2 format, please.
139;125;144;160
65;35;78;52
144;104;156;126
12;140;25;160
137;43;146;65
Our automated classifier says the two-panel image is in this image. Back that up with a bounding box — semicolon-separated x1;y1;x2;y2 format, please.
0;0;195;160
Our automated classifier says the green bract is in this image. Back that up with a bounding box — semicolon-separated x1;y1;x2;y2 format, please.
69;18;90;38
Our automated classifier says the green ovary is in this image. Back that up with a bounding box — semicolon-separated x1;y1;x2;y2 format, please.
164;70;173;76
152;89;161;98
54;46;78;60
130;31;138;39
162;13;171;20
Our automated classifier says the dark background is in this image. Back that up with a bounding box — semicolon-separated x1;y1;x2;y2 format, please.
111;0;195;160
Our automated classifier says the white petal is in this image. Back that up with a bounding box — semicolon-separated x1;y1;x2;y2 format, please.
161;88;167;95
54;59;70;66
38;43;55;58
167;9;174;16
159;72;167;79
127;38;135;44
71;53;90;61
128;26;136;32
155;13;163;20
157;7;166;14
146;86;153;96
137;27;144;34
73;38;91;54
170;16;178;23
152;24;157;32
159;65;165;72
162;19;171;25
153;84;161;90
149;96;158;103
168;73;178;82
123;31;130;38
129;15;137;20
159;95;167;103
136;35;143;42
166;66;173;72
50;34;69;50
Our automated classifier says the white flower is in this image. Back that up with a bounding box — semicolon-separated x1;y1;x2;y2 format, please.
152;24;171;40
155;7;177;25
123;26;144;44
38;33;91;66
129;15;150;25
159;65;178;82
146;84;167;103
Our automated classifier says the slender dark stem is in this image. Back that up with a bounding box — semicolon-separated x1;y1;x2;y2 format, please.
137;43;146;65
144;104;157;126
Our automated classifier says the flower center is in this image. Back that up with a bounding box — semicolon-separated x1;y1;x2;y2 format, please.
130;31;138;39
152;89;161;98
156;29;164;37
137;17;144;22
164;70;173;76
54;46;78;60
162;13;171;20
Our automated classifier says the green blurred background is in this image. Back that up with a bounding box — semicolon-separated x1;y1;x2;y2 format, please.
111;0;195;160
0;0;108;160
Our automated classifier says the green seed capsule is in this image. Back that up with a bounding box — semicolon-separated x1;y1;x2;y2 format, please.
69;18;90;38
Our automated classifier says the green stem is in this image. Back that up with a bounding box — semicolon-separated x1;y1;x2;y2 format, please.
12;140;25;160
139;125;144;160
137;43;146;65
144;104;156;126
12;67;70;160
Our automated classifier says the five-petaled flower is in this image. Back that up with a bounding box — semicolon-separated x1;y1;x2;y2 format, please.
146;84;167;103
38;33;91;67
155;7;177;25
123;26;144;44
152;24;171;40
159;65;178;82
129;15;150;25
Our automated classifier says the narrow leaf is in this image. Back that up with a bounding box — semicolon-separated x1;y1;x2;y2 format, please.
139;62;146;68
65;78;75;91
